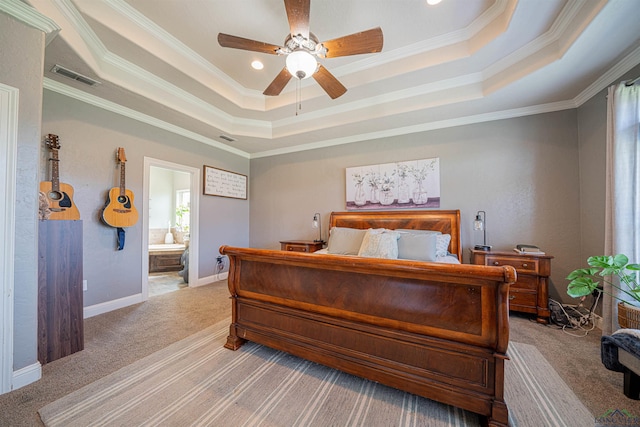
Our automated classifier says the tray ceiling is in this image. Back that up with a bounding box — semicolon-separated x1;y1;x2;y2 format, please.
9;0;640;158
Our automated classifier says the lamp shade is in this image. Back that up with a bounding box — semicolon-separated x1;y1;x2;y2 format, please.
473;210;491;251
312;213;323;242
286;50;317;80
473;214;484;231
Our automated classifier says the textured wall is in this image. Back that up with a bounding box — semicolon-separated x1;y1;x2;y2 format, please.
0;14;44;370
250;110;582;303
42;91;249;306
576;63;640;262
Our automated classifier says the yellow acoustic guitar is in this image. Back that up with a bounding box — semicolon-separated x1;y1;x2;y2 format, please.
39;134;80;220
102;147;138;228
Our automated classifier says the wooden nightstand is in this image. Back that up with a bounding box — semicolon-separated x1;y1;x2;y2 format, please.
280;240;324;253
470;249;553;324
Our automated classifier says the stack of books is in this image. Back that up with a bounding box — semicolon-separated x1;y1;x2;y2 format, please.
513;244;545;255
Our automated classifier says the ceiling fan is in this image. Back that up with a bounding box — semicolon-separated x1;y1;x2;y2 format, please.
217;0;383;99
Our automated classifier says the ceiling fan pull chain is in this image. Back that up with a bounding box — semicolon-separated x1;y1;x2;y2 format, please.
296;79;301;116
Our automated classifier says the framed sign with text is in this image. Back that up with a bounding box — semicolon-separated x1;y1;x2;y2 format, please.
203;165;247;200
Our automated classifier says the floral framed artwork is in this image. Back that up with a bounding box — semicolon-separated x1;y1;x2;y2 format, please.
345;158;440;210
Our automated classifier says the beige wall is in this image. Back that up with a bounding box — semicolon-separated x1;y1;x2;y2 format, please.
576;84;608;262
0;14;44;371
576;63;640;262
42;90;250;306
251;110;582;302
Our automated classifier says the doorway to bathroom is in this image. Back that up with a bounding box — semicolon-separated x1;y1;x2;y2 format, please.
142;158;200;299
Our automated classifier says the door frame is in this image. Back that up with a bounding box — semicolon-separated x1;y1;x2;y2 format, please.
142;158;200;299
1;83;18;394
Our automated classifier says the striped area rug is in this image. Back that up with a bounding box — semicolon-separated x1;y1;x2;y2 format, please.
39;320;593;427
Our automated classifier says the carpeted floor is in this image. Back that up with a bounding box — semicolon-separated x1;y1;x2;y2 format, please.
37;320;593;426
148;271;187;297
1;278;639;426
0;279;232;427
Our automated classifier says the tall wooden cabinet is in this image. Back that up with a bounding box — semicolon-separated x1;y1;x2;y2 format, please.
38;220;84;364
470;249;552;324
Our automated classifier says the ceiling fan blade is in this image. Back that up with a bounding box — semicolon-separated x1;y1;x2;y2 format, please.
218;33;281;55
284;0;310;39
321;27;384;58
264;67;293;96
312;64;347;99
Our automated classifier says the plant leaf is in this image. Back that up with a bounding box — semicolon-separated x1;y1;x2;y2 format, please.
613;254;629;267
567;277;600;298
588;255;613;268
566;268;600;280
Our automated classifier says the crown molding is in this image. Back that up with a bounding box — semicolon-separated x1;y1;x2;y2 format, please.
274;74;484;132
36;0;586;142
483;0;606;86
1;0;60;45
251;100;577;159
32;0;637;160
97;0;262;108
45;0;271;138
43;78;250;159
297;0;514;87
573;44;640;107
70;0;514;109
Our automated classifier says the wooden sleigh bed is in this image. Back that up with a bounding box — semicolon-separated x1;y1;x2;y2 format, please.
220;210;515;426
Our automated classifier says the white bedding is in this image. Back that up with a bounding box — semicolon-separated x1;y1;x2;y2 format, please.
313;248;460;264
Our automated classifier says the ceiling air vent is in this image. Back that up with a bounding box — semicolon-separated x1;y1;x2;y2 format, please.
219;134;236;142
51;64;101;87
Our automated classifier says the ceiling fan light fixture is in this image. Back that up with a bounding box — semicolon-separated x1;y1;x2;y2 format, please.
286;50;317;80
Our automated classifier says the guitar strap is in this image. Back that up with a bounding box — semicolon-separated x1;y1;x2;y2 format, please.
117;227;125;250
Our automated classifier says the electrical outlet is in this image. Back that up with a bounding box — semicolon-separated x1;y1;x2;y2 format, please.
83;280;87;291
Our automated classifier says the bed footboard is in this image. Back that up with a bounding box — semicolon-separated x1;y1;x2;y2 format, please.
220;246;515;427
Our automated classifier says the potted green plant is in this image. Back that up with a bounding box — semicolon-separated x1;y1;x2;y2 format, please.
566;254;640;328
175;204;189;233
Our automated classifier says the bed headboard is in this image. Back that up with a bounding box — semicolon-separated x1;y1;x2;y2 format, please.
329;210;462;260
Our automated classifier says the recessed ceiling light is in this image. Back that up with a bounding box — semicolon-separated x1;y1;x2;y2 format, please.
427;0;442;5
251;60;264;70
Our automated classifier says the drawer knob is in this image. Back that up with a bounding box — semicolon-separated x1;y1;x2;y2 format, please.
509;295;516;300
522;263;528;268
288;247;293;251
493;261;499;266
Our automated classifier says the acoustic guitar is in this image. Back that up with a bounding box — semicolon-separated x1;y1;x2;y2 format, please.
102;147;138;228
39;134;80;220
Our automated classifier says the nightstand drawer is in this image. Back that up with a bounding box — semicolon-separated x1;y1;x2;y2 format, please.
280;240;324;253
485;256;538;274
510;274;537;290
470;249;552;324
509;290;537;312
283;244;310;252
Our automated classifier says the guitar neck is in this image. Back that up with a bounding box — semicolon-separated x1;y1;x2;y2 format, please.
49;150;60;192
119;161;126;197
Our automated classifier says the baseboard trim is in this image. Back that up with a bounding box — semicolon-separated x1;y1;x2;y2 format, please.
84;293;143;319
12;362;41;391
196;272;228;287
82;273;227;318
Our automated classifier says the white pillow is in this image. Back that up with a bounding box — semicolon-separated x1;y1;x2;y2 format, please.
398;232;438;261
435;234;452;258
327;227;367;255
358;229;400;259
